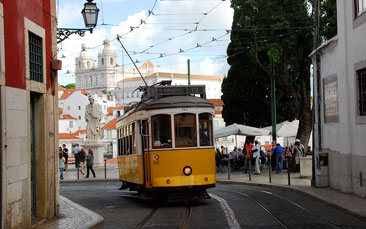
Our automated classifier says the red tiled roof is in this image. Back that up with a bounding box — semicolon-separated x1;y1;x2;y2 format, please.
107;106;124;116
208;99;224;115
60;114;76;119
58;108;63;115
102;118;117;130
73;130;87;136
58;85;65;91
60;89;88;100
141;61;154;68
59;133;80;139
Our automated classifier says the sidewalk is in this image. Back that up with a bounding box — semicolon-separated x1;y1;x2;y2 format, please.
37;163;366;228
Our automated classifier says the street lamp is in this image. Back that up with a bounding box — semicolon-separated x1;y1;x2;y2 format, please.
57;0;99;44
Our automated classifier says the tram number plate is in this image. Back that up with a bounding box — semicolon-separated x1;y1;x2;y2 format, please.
153;161;159;165
181;108;188;111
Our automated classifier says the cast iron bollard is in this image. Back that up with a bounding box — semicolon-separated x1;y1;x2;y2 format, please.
249;159;252;181
288;156;291;186
227;159;231;180
104;159;107;179
77;164;80;180
268;155;272;183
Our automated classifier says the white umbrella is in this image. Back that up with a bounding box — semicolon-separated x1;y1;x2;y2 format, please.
263;121;299;137
214;123;270;138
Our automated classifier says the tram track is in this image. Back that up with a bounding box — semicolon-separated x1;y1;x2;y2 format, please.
215;187;341;229
135;203;192;229
215;188;289;229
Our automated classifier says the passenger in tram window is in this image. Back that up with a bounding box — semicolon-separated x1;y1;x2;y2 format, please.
176;127;193;146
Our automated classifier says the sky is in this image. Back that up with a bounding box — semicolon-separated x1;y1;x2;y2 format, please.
57;0;234;86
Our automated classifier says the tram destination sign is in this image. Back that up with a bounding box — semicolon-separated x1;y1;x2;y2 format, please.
147;85;206;99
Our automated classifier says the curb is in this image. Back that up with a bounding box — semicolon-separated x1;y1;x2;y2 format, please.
216;180;366;222
61;178;120;184
60;195;104;228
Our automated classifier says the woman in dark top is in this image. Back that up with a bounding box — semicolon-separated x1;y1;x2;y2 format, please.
85;149;96;178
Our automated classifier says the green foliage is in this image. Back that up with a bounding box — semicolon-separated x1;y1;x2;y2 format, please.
320;0;337;41
223;0;310;128
64;83;75;89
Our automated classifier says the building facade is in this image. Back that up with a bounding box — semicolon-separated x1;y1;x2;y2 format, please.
312;0;366;196
0;0;59;227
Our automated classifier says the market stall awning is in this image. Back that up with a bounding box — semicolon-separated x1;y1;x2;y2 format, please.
263;121;299;137
214;123;270;138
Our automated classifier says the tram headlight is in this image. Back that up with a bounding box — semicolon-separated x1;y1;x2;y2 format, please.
183;166;192;176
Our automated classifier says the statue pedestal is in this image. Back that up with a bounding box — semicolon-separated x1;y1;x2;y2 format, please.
81;140;106;167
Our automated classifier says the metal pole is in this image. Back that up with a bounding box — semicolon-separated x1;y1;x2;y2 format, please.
288;157;291;186
227;159;231;180
187;59;191;85
268;156;272;183
77;165;79;180
104;159;107;179
249;159;252;181
271;59;277;143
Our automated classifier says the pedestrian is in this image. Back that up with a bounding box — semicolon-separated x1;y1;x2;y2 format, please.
293;139;305;172
243;140;253;173
270;141;277;171
62;144;69;171
73;144;80;168
273;143;284;174
79;148;87;175
85;149;96;178
59;152;65;180
305;146;312;156
252;140;261;175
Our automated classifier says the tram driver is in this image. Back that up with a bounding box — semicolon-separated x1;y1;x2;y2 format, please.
176;127;194;146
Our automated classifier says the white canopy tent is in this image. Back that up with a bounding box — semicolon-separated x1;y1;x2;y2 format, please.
263;121;299;137
214;123;270;138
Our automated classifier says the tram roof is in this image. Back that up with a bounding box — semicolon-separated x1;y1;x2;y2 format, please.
119;84;214;120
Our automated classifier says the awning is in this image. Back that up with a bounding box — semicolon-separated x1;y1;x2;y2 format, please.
214;123;270;138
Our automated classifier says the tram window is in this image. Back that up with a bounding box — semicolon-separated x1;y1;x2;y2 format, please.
199;113;213;146
151;114;172;148
132;123;136;154
175;113;197;147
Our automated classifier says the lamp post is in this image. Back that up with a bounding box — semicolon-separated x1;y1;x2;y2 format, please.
57;0;99;44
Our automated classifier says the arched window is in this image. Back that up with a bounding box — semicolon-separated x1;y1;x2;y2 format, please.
110;58;113;65
87;61;90;67
101;58;104;65
78;61;81;68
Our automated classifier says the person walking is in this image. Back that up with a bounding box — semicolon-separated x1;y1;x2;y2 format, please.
293;139;305;172
59;152;65;180
62;144;69;171
73;144;80;168
79;148;87;175
243;140;253;173
273;143;284;174
85;149;96;178
252;140;261;175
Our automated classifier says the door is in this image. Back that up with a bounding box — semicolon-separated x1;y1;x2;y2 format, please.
141;120;151;188
30;93;37;217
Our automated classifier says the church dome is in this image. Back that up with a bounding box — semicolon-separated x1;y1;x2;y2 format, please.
79;43;93;59
102;36;114;56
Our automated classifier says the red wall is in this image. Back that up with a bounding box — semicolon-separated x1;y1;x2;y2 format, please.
1;0;53;90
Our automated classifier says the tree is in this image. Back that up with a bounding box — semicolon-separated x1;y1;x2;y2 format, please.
223;0;313;146
320;0;337;41
64;83;75;89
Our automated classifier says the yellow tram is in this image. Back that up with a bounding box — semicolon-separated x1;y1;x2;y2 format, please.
116;82;216;201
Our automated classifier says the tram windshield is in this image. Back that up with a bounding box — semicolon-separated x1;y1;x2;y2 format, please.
175;113;197;147
199;113;213;146
152;114;172;148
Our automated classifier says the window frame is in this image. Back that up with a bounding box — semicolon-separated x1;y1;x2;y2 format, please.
174;113;197;148
24;17;46;93
198;113;214;147
151;114;172;149
354;0;366;28
355;60;366;123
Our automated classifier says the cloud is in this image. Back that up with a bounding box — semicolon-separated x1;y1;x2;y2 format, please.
57;0;234;86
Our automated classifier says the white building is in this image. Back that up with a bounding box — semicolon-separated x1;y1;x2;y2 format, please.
311;0;366;196
101;118;118;157
75;37;162;94
58;88;89;131
113;72;224;105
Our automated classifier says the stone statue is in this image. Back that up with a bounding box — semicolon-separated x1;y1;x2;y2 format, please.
85;95;103;140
